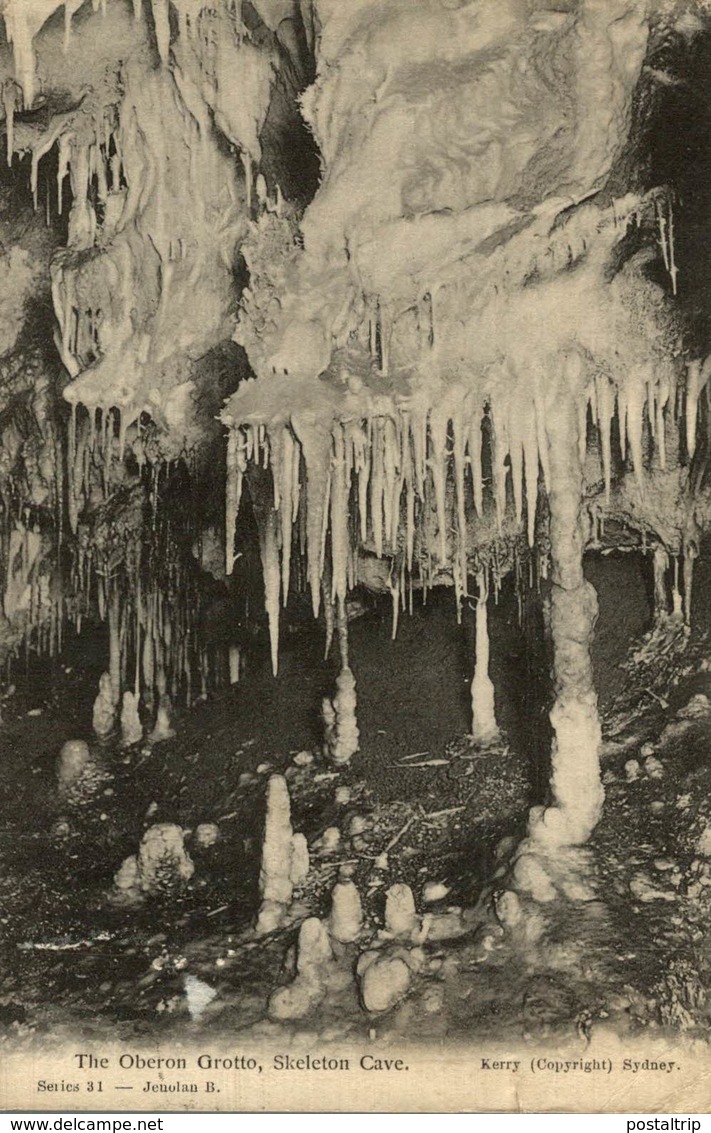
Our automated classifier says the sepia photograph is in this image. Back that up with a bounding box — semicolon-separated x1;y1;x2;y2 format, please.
0;0;711;1116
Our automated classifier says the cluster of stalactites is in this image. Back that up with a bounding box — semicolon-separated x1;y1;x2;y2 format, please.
57;402;221;722
67;452;211;720
588;366;677;503
5;74;127;250
226;358;698;673
66;402;144;535
225;396;545;674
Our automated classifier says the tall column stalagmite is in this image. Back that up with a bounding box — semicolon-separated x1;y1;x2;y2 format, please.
529;370;604;849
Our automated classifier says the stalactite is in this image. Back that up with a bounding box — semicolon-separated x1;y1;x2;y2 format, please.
292;417;331;618
522;408;539;548
323;588;334;661
428;407;448;564
668;198;678;297
370;417;384;558
452;411;468;594
533;389;551;494
595;374;613;504
384;418;399;551
280;428;295;606
391;568;400;641
508;404;524;527
470;570;499;746
226;427;246;575
488;399;509;529
330;425;349;606
151;0;171;63
258;506;280;678
686;360;701;461
412;410;427;503
3;2;37;109
108;588;121;707
656;375;669;471
467;413;483;517
626;374;646;494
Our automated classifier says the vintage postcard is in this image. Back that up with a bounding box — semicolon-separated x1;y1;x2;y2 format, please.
1;0;711;1117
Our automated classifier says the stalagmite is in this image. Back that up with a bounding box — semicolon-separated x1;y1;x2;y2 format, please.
150;693;176;743
136;823;194;895
290;832;310;886
256;775;294;934
228;644;241;685
92;672;115;738
529;370;604;850
323;599;359;764
470;571;499;746
56;739;91;794
321;695;337;755
359;951;412;1014
268;917;333;1021
328;876;363;943
120;690;143;747
329;666;359;763
384;883;417;938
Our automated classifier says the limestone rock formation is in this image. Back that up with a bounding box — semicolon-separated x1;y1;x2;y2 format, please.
110;822;194;904
136;823;194;895
328;876;363;944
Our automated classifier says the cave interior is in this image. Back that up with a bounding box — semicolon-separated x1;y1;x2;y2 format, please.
2;0;711;1049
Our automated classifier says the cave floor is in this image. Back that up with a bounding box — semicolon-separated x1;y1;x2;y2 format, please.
1;591;711;1053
